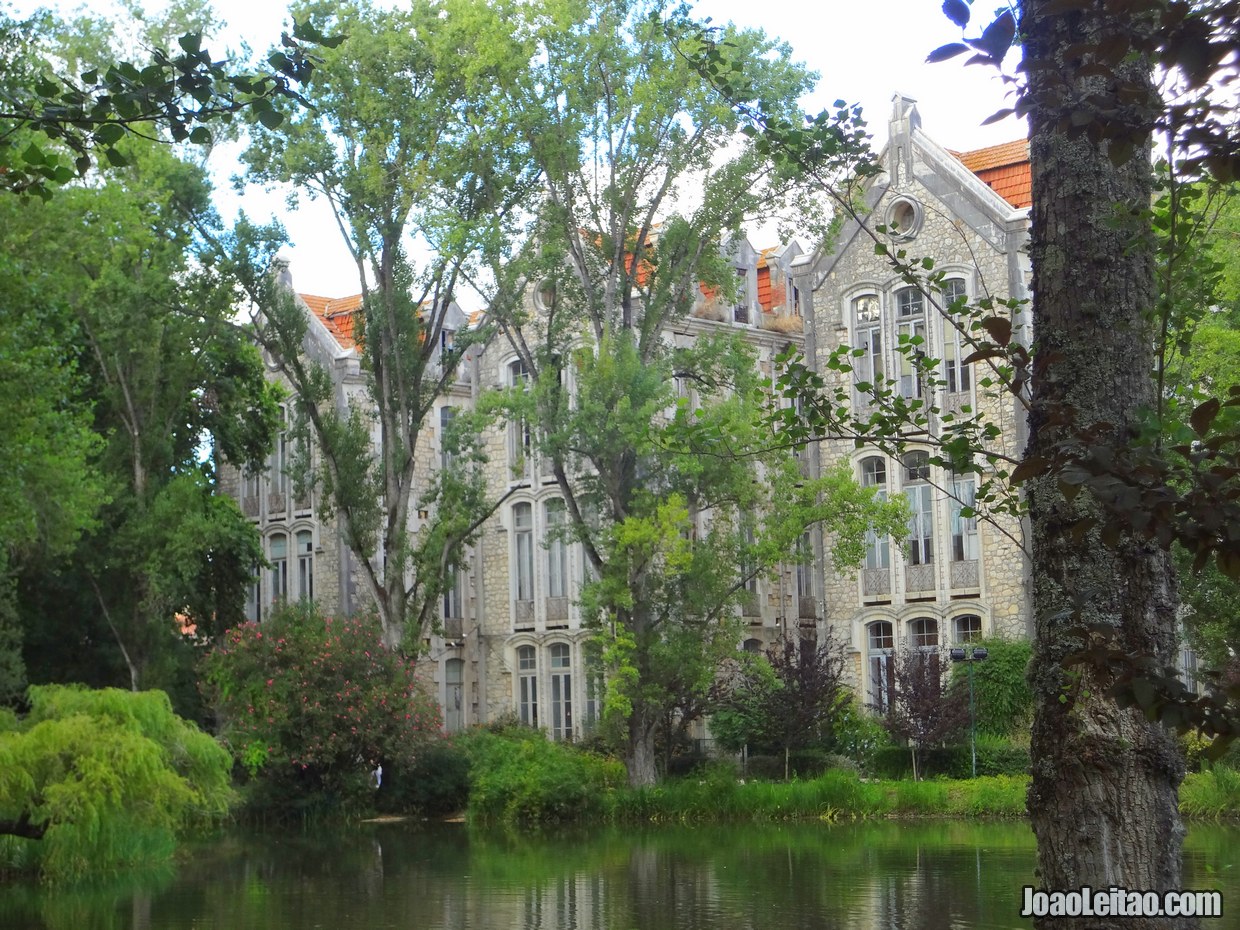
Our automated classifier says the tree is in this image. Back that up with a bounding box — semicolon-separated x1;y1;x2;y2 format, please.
685;1;1240;919
0;684;233;881
882;646;967;781
0;6;337;198
238;0;538;651
489;0;907;786
713;632;849;779
201;602;442;815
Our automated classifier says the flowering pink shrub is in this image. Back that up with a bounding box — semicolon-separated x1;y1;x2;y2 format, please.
202;602;441;811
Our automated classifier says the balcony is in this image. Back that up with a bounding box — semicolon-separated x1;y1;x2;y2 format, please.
514;599;535;630
905;563;937;595
739;590;760;620
798;595;817;620
545;597;569;623
442;616;463;639
950;559;980;590
242;495;260;518
862;568;891;599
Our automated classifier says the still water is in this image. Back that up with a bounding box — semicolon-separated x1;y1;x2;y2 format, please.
3;821;1238;930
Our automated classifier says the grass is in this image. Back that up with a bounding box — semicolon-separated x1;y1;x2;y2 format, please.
1180;766;1240;819
603;771;1028;824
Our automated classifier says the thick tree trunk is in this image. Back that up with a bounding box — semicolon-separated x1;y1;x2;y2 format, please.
626;705;658;787
1022;3;1187;927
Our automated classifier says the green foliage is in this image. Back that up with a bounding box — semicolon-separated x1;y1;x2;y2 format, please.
950;637;1033;737
376;738;473;817
825;695;890;773
458;727;626;824
1179;766;1240;819
607;770;1028;822
869;736;1030;780
0;7;336;198
0;684;233;881
201;603;442;817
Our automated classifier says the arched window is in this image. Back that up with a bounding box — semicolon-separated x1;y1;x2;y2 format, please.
861;457;890;570
950;473;978;562
546;499;568;599
954;614;982;644
853;295;883;394
940;278;972;393
296;530;313;601
445;658;464;732
549;643;572;741
513;503;534;603
868;621;895;713
508;359;532;470
911;617;939;650
269;533;288;605
904;452;933;566
895;287;926;399
742;638;764;654
517;645;538;726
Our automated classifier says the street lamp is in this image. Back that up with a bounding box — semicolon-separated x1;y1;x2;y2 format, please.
950;645;988;778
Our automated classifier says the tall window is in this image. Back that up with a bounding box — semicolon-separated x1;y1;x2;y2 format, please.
440;406;456;470
795;531;814;598
904;452;934;565
244;565;260;622
508;360;532;469
443;563;463;620
861;456;890;570
517;645;538;726
296;530;313;600
546;499;568;599
445;658;464;732
853;295;883;394
514;503;534;603
950;475;979;561
954;614;982;643
269;533;288;604
911;617;940;676
896;287;926;399
868;621;895;713
940;278;972;393
549;643;572;741
269;412;291;511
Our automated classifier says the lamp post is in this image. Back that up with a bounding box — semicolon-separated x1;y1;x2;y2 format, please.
949;645;988;777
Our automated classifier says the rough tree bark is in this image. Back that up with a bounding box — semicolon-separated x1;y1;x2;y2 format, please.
1022;2;1188;926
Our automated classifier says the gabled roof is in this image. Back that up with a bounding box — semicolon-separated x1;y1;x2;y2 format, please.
952;139;1031;209
300;293;363;350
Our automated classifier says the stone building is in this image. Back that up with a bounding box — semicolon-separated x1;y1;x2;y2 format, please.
220;93;1037;734
793;93;1034;710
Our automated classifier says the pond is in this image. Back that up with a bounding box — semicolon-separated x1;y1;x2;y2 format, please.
3;821;1237;929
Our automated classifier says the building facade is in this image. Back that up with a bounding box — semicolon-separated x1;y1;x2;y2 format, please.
220;94;1036;735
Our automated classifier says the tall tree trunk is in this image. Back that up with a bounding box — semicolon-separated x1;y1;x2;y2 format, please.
1022;3;1187;926
626;704;658;788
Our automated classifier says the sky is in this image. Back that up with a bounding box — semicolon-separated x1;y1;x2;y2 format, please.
12;0;1025;299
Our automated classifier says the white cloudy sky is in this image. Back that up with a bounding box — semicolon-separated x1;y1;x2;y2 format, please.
12;0;1024;298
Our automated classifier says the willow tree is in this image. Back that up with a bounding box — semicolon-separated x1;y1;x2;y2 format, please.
242;0;540;650
490;0;906;786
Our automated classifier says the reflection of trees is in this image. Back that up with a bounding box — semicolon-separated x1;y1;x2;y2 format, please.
9;819;1180;930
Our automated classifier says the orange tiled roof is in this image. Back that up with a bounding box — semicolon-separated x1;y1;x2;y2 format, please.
300;293;363;349
952;139;1031;209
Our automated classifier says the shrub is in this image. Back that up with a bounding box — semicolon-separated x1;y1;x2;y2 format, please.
951;638;1033;738
827;695;890;773
460;727;625;823
0;685;233;881
377;738;472;816
201;603;441;817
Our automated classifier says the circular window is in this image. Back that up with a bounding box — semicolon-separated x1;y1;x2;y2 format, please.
535;280;556;311
886;197;924;240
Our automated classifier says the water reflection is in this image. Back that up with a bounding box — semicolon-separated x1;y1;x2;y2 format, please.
3;821;1237;930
